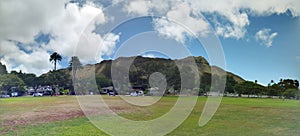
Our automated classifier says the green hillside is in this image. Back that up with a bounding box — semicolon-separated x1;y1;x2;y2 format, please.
90;56;244;90
31;56;245;95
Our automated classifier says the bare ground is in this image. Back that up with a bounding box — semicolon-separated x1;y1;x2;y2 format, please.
0;95;139;134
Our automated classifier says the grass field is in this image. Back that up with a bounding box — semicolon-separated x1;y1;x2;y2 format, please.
0;96;299;135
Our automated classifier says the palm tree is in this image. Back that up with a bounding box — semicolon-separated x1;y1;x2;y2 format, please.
69;56;82;78
268;80;274;88
49;52;62;71
0;62;7;75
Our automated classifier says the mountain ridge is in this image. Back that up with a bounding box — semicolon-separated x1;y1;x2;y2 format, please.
91;56;244;83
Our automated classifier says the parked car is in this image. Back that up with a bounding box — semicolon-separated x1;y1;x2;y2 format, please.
33;92;43;97
108;90;118;96
130;91;144;96
11;92;18;97
0;94;10;98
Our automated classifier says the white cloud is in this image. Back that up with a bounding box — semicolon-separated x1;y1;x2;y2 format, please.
255;28;278;47
153;17;188;44
46;3;111;63
0;0;67;43
0;41;52;75
0;0;67;75
85;0;300;43
188;0;300;39
1;0;300;75
152;2;210;44
0;1;119;75
186;0;251;39
166;3;210;37
214;12;250;39
124;0;300;40
77;32;120;63
125;0;151;16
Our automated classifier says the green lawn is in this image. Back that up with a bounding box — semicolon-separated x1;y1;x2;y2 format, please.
0;96;299;135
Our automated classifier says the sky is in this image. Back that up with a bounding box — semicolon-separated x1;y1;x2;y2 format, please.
0;0;299;85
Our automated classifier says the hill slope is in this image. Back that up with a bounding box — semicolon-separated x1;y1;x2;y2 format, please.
39;56;245;92
90;56;244;86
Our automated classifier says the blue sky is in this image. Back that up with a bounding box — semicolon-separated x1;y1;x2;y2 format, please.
0;0;299;85
99;12;300;85
220;13;300;85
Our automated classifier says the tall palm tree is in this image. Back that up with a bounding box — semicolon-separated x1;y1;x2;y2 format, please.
268;80;274;87
69;56;82;78
49;52;62;70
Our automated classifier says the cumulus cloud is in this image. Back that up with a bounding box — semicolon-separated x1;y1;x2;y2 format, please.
255;28;278;47
0;0;67;43
0;41;52;75
214;12;250;39
188;0;251;39
0;1;120;75
1;0;300;75
123;0;300;40
153;17;188;44
46;3;115;63
0;0;67;75
152;2;210;44
188;0;300;39
124;0;151;16
166;3;210;37
77;32;120;63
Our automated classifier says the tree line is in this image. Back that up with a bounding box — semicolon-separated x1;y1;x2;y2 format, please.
0;53;299;99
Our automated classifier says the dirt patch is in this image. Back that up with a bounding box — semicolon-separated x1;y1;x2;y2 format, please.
0;96;140;134
0;103;84;134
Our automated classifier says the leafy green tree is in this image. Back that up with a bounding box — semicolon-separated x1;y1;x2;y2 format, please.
49;52;62;70
267;83;280;96
283;89;299;99
234;81;266;97
278;79;299;90
181;65;197;90
225;76;238;94
165;65;180;92
10;70;37;87
0;62;7;75
234;82;247;97
69;56;82;78
200;72;211;95
21;73;37;87
267;80;280;97
96;75;112;88
211;74;223;93
278;79;299;98
0;74;25;93
37;70;72;90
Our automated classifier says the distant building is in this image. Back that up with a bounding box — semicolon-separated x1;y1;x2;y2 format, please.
28;86;53;95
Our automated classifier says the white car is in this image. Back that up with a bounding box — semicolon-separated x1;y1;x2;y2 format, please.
0;94;10;98
33;93;43;97
11;92;18;97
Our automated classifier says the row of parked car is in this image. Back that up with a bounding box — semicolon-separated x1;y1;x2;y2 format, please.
0;94;10;98
0;92;19;98
0;92;43;98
